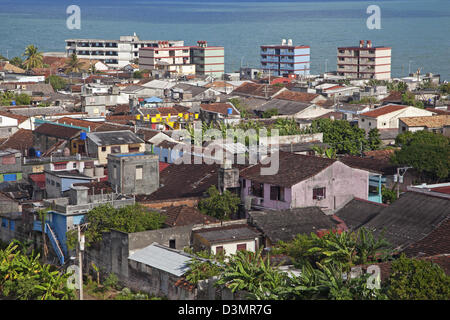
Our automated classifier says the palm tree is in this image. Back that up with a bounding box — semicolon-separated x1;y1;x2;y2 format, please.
89;63;98;75
65;53;83;74
22;44;43;70
37;209;49;263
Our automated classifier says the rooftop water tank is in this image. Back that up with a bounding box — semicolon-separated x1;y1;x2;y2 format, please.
80;132;87;140
35;150;41;158
227;108;233;115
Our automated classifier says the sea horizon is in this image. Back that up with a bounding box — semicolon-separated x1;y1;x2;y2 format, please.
0;0;449;80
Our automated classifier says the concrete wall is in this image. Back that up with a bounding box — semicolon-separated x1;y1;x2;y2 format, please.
107;153;159;195
291;161;368;214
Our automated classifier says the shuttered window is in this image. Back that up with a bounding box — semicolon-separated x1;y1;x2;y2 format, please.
236;244;247;251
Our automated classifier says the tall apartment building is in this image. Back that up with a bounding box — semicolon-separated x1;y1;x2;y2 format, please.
260;39;310;77
337;40;392;80
65;33;184;69
139;41;196;77
190;41;225;79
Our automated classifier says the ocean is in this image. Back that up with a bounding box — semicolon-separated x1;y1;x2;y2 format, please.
0;0;449;80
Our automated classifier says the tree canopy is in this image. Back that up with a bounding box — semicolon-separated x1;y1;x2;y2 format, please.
0;241;75;300
309;118;375;155
46;75;68;91
198;186;241;221
386;254;450;300
391;131;450;181
22;45;43;70
66;203;165;249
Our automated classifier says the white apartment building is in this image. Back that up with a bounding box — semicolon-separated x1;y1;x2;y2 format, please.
139;41;196;77
65;33;184;69
337;40;392;80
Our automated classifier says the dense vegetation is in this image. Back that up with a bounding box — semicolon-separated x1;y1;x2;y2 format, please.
198;186;241;221
184;228;449;300
45;75;68;91
0;91;31;106
309;118;381;155
391;131;450;181
66;203;165;250
0;241;75;300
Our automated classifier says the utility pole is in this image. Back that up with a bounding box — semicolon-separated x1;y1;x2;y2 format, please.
395;166;412;198
77;224;85;300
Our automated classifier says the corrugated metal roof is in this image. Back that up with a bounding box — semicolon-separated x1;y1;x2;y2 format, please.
128;243;192;277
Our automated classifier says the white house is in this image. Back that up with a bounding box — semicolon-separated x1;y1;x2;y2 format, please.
358;104;435;132
0;112;32;137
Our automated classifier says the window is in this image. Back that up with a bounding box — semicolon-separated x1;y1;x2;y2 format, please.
361;118;365;122
136;165;143;180
313;187;326;200
56;182;61;188
113;165;117;179
51;180;55;186
251;182;264;198
101;146;107;152
73;163;77;168
237;244;247;251
169;239;176;249
1;218;7;228
216;246;224;254
270;186;284;201
368;122;372;127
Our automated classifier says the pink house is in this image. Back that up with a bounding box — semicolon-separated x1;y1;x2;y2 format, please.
240;152;369;214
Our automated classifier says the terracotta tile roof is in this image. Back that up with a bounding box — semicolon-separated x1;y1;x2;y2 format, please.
193;224;261;244
204;81;234;88
56;117;103;131
425;107;450;115
0;129;33;153
335;198;387;231
248;207;338;243
136;163;220;202
314;111;344;120
275;90;320;103
361;192;450;251
339;155;396;175
403;218;450;258
110;104;130;115
399;115;450;128
160;205;219;227
93;123;131;132
381;91;402;103
200;103;239;116
34;123;81;139
360;104;409;118
240;152;336;187
232;82;286;98
0;111;29;124
363;149;397;162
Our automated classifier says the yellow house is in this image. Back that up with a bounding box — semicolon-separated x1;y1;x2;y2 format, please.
86;130;146;165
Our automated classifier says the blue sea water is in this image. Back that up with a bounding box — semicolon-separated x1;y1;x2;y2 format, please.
0;0;449;80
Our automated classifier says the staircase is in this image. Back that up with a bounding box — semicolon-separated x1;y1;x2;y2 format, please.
45;223;65;265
